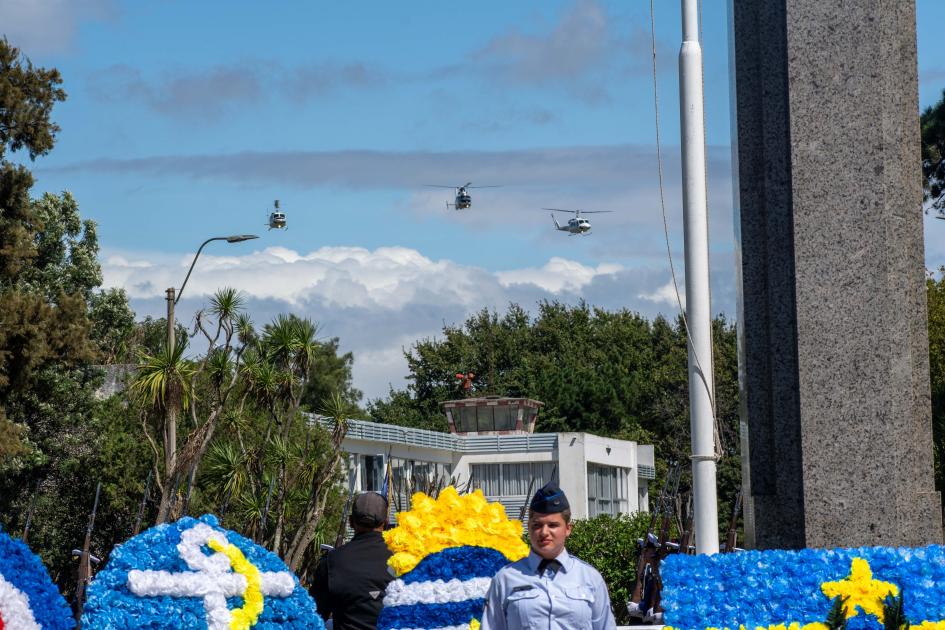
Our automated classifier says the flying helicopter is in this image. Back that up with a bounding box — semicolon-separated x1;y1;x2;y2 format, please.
267;199;286;230
425;182;501;210
545;208;613;235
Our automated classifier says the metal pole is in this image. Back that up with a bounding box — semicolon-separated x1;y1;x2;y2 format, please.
679;0;719;554
165;286;177;486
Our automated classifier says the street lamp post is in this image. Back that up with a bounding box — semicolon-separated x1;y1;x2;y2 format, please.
163;234;258;512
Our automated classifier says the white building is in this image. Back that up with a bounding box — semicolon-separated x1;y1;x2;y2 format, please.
337;397;656;522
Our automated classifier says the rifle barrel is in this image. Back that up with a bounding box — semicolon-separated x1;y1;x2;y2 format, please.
22;479;41;543
75;481;102;626
132;470;153;536
334;465;357;548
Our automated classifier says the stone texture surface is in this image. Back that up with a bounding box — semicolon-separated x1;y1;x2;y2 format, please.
730;0;942;549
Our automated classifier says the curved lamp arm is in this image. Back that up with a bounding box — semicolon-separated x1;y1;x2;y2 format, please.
175;234;258;304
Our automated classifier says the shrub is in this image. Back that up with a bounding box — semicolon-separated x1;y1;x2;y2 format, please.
567;512;653;625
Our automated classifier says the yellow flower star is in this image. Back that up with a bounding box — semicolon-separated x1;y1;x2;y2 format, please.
821;558;898;622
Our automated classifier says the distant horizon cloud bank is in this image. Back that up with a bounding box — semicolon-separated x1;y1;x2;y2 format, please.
104;244;733;402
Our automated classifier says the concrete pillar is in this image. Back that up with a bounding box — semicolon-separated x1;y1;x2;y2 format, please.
729;0;942;548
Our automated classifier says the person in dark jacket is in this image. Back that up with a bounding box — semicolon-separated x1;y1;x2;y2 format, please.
311;491;393;630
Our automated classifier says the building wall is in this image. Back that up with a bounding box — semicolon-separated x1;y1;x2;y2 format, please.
334;419;653;522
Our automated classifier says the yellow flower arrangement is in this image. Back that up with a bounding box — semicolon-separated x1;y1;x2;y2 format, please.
383;486;529;576
820;557;898;622
669;625;828;630
207;538;265;630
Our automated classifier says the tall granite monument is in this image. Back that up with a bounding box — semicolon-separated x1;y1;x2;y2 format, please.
730;0;942;548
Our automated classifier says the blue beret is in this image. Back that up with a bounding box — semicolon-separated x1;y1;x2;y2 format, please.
530;481;569;514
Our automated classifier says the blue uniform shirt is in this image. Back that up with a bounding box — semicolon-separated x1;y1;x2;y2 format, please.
480;549;617;630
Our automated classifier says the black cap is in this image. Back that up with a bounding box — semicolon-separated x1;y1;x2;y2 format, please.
529;481;569;514
351;491;388;527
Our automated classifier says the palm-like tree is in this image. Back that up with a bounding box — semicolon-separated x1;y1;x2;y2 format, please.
131;339;196;522
283;391;349;570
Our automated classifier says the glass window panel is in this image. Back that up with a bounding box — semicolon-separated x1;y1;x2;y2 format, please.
494;405;513;431
460;407;477;432
587;464;633;516
477;406;495;432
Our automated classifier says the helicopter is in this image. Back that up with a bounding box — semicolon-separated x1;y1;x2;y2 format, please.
546;208;613;235
425;182;501;210
267;199;286;230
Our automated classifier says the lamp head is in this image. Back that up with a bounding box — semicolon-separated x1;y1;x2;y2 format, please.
225;234;259;243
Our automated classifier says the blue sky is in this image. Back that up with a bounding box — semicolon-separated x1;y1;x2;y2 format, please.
3;0;944;400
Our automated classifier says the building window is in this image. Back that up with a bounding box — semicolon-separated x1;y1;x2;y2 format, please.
587;463;630;517
362;454;385;492
451;403;522;433
365;456;452;514
470;462;555;497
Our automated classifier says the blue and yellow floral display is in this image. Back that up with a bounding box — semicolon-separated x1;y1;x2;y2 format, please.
378;487;529;630
81;514;323;630
662;545;945;630
0;527;73;629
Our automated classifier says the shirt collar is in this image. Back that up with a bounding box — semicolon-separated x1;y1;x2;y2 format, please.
527;548;572;573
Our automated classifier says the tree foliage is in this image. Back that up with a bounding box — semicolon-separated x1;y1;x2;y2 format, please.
367;301;743;525
0;38;95;462
928;268;945;501
129;302;351;572
0;38;125;589
923;89;945;211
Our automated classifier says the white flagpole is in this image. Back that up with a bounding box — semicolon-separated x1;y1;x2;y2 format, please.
679;0;720;554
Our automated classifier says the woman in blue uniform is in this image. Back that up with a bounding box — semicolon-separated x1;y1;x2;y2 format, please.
481;482;617;630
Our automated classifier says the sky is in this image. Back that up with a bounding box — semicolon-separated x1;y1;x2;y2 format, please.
2;0;944;402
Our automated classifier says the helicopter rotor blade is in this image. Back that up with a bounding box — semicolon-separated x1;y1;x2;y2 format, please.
424;185;461;189
542;208;613;214
466;185;502;189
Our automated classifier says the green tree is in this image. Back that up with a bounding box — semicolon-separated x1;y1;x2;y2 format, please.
88;288;136;363
0;37;74;462
928;268;945;500
0;38;146;588
130;302;350;573
367;302;743;532
301;336;363;416
923;89;945;211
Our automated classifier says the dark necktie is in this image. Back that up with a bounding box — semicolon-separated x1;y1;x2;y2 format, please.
537;558;562;576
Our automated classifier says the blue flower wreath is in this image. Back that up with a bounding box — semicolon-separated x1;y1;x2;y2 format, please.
662;545;945;630
378;546;509;630
0;526;73;630
81;514;324;629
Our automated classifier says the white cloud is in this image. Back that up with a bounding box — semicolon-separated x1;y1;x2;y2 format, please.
104;244;734;401
0;0;117;56
638;280;684;308
496;257;622;293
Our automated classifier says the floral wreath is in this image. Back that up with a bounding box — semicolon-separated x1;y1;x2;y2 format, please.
81;514;323;629
662;545;945;630
378;487;529;630
0;527;73;630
